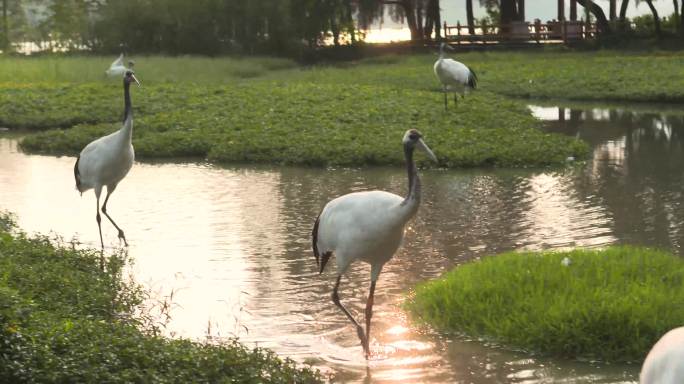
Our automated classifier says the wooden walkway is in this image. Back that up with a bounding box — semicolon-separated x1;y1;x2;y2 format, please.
442;21;598;45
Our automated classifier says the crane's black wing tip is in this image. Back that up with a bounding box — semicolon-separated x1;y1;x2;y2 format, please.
74;155;82;191
467;66;478;89
312;210;334;274
312;212;321;266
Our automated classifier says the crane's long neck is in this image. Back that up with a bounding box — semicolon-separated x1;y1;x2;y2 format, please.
120;79;133;142
400;144;421;217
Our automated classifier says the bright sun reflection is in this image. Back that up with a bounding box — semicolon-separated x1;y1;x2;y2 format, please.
386;324;409;336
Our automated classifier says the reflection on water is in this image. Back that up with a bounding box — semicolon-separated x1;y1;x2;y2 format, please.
4;102;683;383
531;104;684;254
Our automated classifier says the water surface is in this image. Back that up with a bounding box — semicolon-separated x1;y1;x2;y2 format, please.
3;103;683;382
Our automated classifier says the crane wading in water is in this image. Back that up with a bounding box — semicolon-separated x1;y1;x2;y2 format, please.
312;129;437;358
433;42;477;111
74;70;140;265
105;53;135;77
640;326;684;384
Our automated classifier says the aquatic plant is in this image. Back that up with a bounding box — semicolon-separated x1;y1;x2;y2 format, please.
406;246;684;362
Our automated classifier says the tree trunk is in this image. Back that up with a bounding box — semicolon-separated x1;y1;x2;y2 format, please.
416;0;424;39
501;0;517;24
423;0;440;40
609;0;617;20
432;0;441;40
644;0;661;37
575;0;611;33
673;0;680;32
1;0;7;51
571;0;578;20
681;0;684;35
518;0;525;21
558;0;565;21
331;17;340;46
466;0;475;35
385;0;421;40
619;0;629;21
674;0;680;18
345;0;356;44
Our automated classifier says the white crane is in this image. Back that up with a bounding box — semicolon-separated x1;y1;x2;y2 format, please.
312;129;437;357
105;53;135;77
640;327;684;384
433;42;477;110
74;70;140;265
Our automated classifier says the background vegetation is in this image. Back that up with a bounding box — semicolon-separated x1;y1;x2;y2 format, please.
1;0;682;58
0;212;323;383
406;246;684;362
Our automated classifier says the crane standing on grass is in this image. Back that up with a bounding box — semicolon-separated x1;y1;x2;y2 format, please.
312;129;437;358
74;70;140;265
433;42;477;111
640;326;684;384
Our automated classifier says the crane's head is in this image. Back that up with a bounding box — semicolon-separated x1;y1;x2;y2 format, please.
124;70;141;87
403;129;437;162
127;60;135;68
439;42;455;54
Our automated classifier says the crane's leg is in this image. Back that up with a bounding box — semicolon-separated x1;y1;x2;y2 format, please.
443;86;448;111
364;280;377;359
332;274;368;355
95;195;104;250
95;191;105;270
454;93;458;107
102;186;128;247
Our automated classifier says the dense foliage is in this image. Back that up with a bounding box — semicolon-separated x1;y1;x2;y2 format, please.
2;1;681;56
406;246;684;362
0;212;323;383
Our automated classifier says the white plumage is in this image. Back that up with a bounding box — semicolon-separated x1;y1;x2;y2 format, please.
312;129;437;357
75;70;140;262
640;327;684;384
105;53;135;77
433;42;477;110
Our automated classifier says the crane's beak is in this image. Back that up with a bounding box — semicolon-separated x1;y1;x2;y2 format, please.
417;138;438;162
445;44;455;51
132;74;141;87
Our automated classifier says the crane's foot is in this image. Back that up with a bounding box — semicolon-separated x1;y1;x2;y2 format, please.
118;230;129;247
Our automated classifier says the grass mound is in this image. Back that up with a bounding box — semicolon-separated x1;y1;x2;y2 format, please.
0;212;322;383
0;52;603;168
406;246;684;362
16;81;588;167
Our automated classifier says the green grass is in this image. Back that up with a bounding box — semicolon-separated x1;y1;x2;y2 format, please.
0;55;297;84
0;212;323;383
406;246;684;362
13;81;588;167
285;50;684;103
9;49;684;167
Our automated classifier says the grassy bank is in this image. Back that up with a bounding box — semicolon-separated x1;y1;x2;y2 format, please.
285;50;684;103
0;212;322;383
8;50;684;166
15;82;587;167
406;246;684;362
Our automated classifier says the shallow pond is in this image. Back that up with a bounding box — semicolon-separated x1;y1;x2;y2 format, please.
2;103;684;383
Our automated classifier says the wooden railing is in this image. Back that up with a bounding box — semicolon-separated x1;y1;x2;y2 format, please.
443;20;598;44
